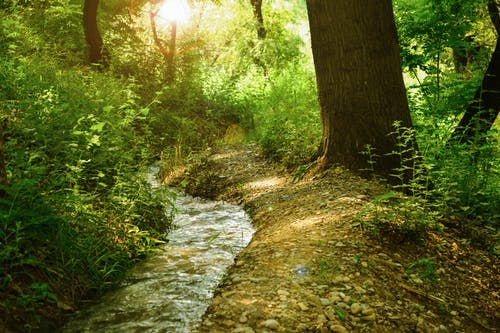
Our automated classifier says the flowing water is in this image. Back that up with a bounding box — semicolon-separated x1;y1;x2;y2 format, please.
62;171;254;333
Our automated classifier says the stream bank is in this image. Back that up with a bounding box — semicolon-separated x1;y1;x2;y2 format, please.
173;143;499;333
61;183;254;332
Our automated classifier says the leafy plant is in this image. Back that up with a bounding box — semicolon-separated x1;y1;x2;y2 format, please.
406;258;439;284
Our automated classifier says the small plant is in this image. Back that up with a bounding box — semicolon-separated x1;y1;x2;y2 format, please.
315;258;340;282
16;283;56;312
406;258;438;285
354;122;444;241
334;306;347;321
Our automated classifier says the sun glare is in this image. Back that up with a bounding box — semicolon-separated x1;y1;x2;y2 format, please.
158;0;190;23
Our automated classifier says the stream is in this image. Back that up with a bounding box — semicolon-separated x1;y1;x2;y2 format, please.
61;170;254;332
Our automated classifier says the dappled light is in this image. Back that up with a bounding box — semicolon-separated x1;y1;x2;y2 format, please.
247;176;286;190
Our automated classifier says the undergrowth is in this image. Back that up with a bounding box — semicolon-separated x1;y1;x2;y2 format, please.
353;121;499;247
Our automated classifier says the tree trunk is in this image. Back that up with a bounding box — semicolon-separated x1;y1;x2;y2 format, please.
83;0;105;65
149;10;177;83
306;0;415;183
450;0;500;144
0;119;8;197
250;0;266;39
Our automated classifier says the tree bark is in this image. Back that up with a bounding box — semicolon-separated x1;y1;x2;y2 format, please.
450;0;500;144
83;0;105;65
306;0;415;183
149;10;177;83
0;119;8;197
250;0;266;39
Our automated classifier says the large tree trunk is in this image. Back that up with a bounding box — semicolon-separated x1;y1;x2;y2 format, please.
83;0;105;65
450;0;500;145
306;0;415;182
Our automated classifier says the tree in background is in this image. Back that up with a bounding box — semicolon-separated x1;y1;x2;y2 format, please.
0;119;7;197
250;0;266;39
306;0;415;182
450;0;500;144
83;0;106;65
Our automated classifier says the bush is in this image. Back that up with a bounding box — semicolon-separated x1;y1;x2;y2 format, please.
0;52;175;331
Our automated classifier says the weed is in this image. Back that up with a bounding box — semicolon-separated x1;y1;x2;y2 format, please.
406;258;439;285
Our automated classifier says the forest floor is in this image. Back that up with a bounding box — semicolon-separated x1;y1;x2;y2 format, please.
170;143;499;333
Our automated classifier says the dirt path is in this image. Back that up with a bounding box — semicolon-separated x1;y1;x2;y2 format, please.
172;144;498;333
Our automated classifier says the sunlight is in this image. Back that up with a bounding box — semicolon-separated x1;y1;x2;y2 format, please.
158;0;190;23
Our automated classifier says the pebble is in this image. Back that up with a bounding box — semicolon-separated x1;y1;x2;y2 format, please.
330;294;342;303
298;302;309;311
320;298;331;306
413;277;424;285
277;290;290;296
261;319;280;330
362;308;374;316
330;324;347;333
362;313;376;321
350;303;362;315
233;328;255;333
317;314;327;323
223;319;236;327
337;302;350;310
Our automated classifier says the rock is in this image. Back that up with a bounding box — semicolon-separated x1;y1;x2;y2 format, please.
364;279;374;286
413;277;424;285
330;294;342;303
330;324;347;333
362;308;374;315
222;319;236;327
317;314;327;323
337;302;350;310
436;324;448;332
298;302;309;311
320;298;331;306
362;313;376;321
377;252;391;260
261;319;280;330
350;303;362;315
233;327;255;333
325;309;337;321
277;290;290;296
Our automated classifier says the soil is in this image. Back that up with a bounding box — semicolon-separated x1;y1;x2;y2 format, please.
168;143;499;333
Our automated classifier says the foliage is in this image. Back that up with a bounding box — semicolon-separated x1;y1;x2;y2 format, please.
355;121;498;242
350;0;499;243
0;11;175;329
252;62;321;168
406;258;438;285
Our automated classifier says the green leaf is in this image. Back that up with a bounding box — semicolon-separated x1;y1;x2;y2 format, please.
90;122;106;133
